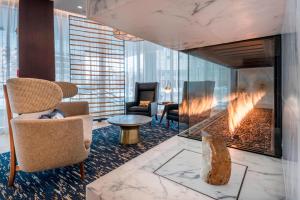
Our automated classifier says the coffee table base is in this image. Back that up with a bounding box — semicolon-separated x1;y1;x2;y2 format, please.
120;126;140;144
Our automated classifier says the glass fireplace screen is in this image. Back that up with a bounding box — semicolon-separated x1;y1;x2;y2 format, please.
178;36;281;157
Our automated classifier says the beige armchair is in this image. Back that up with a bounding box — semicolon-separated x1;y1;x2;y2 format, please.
4;78;93;186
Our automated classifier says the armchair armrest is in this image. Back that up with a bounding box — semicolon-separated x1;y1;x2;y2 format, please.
11;117;89;172
126;101;138;113
165;103;179;111
126;101;138;107
56;101;89;117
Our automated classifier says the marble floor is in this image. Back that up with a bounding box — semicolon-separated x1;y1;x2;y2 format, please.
155;149;248;199
86;136;285;200
0;120;285;199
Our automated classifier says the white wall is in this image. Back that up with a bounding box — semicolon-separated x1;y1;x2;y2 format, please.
237;67;274;109
282;0;300;199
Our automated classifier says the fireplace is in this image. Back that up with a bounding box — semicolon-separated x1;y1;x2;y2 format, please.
178;36;282;157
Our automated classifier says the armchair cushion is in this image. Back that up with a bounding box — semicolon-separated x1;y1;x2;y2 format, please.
56;101;89;117
128;106;148;112
126;101;138;107
169;109;179;116
139;91;155;101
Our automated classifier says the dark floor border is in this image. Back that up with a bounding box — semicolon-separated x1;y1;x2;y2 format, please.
153;149;248;200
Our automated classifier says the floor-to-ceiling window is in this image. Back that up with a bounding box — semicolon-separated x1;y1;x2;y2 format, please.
125;41;232;109
0;2;75;134
0;2;232;135
125;41;180;104
54;9;70;82
0;0;18;134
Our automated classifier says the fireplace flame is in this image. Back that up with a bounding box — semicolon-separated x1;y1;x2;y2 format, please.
227;89;266;134
180;96;216;123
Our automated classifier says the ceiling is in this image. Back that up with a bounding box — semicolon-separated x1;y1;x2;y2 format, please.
54;0;86;15
86;0;286;50
188;36;277;69
55;0;286;51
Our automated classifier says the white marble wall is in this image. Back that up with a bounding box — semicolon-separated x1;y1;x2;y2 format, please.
87;0;286;50
282;0;300;199
237;67;274;109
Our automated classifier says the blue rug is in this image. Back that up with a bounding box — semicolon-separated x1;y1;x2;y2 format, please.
0;119;177;200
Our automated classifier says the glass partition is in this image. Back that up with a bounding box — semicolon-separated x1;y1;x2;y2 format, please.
178;54;232;133
178;37;279;157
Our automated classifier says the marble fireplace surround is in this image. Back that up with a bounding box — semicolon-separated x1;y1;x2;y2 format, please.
86;136;284;200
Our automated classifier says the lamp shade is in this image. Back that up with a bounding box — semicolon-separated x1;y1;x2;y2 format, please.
164;85;172;94
113;29;143;41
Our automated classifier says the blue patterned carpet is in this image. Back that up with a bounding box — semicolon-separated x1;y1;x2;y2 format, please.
0;119;178;200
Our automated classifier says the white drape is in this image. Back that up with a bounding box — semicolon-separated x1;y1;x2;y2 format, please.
54;9;70;82
0;5;74;134
0;0;18;135
125;41;180;103
125;41;231;106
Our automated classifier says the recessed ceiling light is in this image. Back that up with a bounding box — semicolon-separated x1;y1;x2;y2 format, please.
77;6;83;9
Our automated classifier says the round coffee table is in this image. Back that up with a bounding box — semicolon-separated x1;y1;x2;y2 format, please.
107;115;152;144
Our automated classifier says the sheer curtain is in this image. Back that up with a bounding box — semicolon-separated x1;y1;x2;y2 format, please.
125;41;179;103
0;4;74;134
0;0;18;135
125;41;231;107
54;9;70;82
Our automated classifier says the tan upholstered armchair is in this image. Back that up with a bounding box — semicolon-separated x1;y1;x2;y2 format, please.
4;78;93;186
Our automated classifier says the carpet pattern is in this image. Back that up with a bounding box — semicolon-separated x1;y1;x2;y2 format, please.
0;119;177;200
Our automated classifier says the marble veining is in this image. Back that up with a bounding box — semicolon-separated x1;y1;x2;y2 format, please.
87;0;286;50
281;0;300;199
86;136;285;200
191;1;216;16
154;149;247;200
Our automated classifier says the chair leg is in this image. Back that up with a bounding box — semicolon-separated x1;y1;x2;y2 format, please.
79;162;85;180
166;120;170;128
155;115;158;121
8;152;16;186
4;85;17;187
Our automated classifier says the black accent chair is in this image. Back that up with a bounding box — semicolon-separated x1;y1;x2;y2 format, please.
165;103;179;125
126;82;159;119
165;81;215;127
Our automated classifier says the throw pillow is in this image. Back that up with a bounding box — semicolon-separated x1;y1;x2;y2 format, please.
39;109;65;119
139;100;150;107
19;110;52;119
